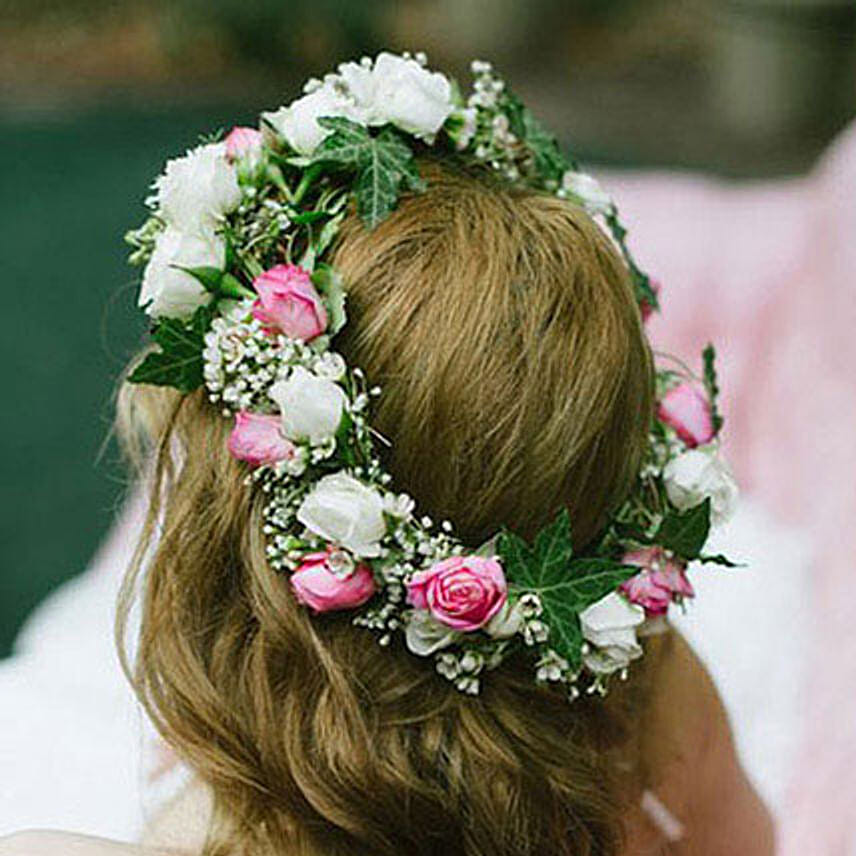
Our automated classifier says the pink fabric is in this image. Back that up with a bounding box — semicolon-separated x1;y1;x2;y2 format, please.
604;126;856;853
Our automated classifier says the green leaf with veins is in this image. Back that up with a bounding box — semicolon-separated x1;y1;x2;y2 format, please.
310;117;424;228
497;509;636;667
128;303;214;392
655;499;711;560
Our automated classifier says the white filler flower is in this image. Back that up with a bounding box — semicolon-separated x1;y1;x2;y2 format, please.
297;472;387;557
155;142;241;234
139;226;225;319
561;171;613;216
269;366;347;445
663;446;739;526
580;592;645;675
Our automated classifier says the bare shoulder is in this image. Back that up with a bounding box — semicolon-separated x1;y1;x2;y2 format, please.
640;629;776;855
0;831;188;856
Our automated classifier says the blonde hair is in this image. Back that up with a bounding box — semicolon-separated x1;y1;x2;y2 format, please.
118;160;655;856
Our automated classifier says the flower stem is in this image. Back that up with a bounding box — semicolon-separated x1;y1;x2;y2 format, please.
292;164;322;208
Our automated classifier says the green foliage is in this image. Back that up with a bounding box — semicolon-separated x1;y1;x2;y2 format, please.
309;117;424;228
522;108;567;183
498;510;636;667
655;499;711;560
702;344;724;433
128;304;215;393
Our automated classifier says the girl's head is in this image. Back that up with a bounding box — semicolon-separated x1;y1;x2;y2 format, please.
119;161;654;856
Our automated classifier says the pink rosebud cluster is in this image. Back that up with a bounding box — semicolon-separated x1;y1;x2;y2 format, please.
291;549;376;612
252;264;328;341
657;382;715;448
224;126;263;162
620;546;694;616
407;556;507;631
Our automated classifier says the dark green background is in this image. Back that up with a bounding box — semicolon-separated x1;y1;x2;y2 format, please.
0;100;267;657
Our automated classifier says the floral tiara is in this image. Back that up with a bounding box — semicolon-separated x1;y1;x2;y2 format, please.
125;52;738;700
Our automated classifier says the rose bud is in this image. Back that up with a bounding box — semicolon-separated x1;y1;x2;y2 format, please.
657;382;715;448
252;264;328;341
407;556;507;632
227;412;297;468
291;551;377;613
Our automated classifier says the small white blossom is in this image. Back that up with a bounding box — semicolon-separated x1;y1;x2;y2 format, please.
313;351;347;381
383;492;416;519
561;171;613;216
326;548;355;580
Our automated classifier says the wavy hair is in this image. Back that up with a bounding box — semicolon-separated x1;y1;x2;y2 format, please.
117;161;655;856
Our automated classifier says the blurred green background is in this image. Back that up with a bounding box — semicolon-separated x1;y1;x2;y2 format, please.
1;0;854;657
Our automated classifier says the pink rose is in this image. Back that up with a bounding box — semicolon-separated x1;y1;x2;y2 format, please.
407;556;507;632
291;551;376;613
251;264;328;341
228;411;296;467
640;278;661;323
657;382;715;448
224;126;263;162
620;546;694;616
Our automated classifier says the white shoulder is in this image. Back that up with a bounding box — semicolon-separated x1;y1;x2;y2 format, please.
0;830;190;856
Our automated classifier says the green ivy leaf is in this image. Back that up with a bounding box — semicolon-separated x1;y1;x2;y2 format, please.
311;263;347;335
310;117;424;228
498;510;635;667
522;109;567;183
128;304;214;393
655;499;711;560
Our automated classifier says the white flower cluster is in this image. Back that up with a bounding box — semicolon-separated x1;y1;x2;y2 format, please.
203;303;285;414
263;51;455;156
140;143;243;319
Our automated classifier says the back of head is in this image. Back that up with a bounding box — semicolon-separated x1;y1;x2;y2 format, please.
334;160;652;547
118;158;654;856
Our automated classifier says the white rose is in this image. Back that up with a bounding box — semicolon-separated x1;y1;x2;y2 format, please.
155;143;241;234
561;171;613;216
262;84;368;156
663;447;739;526
138;226;224;319
405;609;459;656
269;366;347;445
368;52;453;139
297;472;387;557
580;592;645;675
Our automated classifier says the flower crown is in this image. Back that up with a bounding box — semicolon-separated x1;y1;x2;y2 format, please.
126;52;738;700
